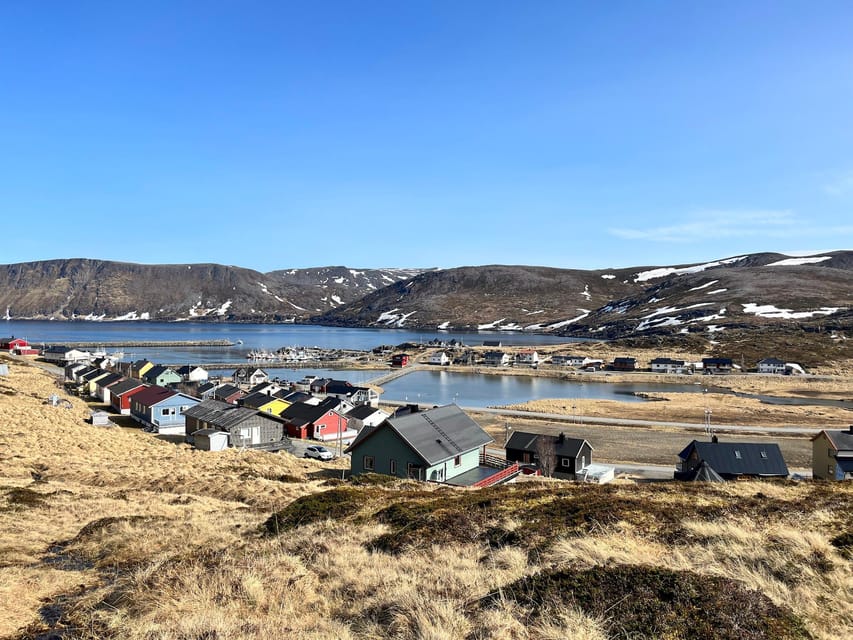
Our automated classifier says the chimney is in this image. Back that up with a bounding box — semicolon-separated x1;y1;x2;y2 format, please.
557;432;565;444
848;425;853;435
712;435;719;443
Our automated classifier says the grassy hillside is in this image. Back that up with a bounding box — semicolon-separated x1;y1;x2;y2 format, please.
1;355;851;639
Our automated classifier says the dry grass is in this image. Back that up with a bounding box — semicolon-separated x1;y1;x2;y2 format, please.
1;356;852;639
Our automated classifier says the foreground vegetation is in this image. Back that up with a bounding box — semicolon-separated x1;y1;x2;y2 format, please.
1;355;852;639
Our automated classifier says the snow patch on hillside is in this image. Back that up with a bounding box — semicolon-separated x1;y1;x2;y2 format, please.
601;274;615;279
688;280;719;291
741;303;842;319
547;309;590;329
634;256;746;282
767;256;832;266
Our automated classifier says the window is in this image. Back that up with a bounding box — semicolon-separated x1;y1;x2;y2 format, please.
390;459;397;475
561;458;571;467
829;448;835;457
734;450;742;459
161;407;176;417
828;465;835;475
364;456;375;471
454;455;461;467
760;451;768;459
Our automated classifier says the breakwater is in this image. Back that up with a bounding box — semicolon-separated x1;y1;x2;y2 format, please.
47;339;236;348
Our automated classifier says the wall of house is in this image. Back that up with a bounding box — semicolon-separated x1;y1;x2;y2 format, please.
350;428;424;479
312;412;348;439
229;415;284;448
425;448;481;482
812;434;837;480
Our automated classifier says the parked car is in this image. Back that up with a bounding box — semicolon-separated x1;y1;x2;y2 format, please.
304;445;334;461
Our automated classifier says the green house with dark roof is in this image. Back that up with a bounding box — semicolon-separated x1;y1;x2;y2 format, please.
345;404;510;486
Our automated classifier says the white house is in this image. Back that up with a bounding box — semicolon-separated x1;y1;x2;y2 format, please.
42;346;91;364
650;357;690;374
177;365;210;382
551;355;586;367
483;351;511;366
428;351;450;365
757;358;786;374
514;350;540;367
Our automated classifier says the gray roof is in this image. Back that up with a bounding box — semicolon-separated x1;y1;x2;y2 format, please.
109;379;147;396
823;429;853;453
505;430;591;458
759;358;786;365
346;405;383;420
678;440;788;477
386;404;493;465
183;399;260;430
95;373;124;388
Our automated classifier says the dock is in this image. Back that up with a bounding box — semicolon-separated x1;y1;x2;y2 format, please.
46;339;236;348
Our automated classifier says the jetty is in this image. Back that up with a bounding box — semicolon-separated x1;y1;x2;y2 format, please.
45;339;236;348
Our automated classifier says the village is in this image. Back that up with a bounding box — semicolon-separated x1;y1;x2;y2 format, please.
4;334;851;486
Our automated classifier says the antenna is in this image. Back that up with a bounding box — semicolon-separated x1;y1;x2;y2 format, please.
704;408;714;440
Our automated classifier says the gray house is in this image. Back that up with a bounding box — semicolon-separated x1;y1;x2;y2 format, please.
346;404;507;486
675;439;788;480
183;399;290;450
504;431;593;479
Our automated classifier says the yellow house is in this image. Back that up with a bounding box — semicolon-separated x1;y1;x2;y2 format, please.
240;391;291;417
131;360;155;379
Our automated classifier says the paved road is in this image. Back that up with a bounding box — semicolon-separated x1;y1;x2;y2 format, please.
380;400;822;435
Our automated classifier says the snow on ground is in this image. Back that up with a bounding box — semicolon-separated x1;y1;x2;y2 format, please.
525;309;545;315
688;280;719;291
707;325;725;333
333;277;346;284
641;303;712;320
636;316;684;331
477;318;507;330
378;308;418;326
349;269;364;277
766;256;832;266
215;300;232;316
600;274;615;279
741;303;842;319
705;288;728;295
287;301;306;311
437;321;450;329
694;308;727;323
580;284;591;300
330;295;343;305
634;256;746;282
547;309;590;329
111;311;149;321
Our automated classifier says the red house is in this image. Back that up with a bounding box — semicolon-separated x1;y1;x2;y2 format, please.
391;353;410;368
278;398;350;440
1;337;39;356
109;380;149;415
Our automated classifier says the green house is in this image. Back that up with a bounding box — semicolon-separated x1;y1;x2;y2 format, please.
345;404;495;485
141;365;182;387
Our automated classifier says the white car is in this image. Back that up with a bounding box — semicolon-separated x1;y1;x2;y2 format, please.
304;445;334;461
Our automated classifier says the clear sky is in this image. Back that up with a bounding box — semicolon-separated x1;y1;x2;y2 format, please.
2;1;852;272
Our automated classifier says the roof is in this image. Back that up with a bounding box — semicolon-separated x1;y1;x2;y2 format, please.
197;381;219;394
131;386;178;408
191;429;229;438
505;431;591;458
277;390;311;403
184;399;260;429
346;405;384;420
95;373;124;388
678;440;788;477
817;428;853;452
613;357;636;363
144;365;175;379
279;397;343;425
702;357;733;365
176;365;205;375
758;358;786;365
213;384;244;400
681;460;725;482
348;404;492;466
324;380;367;395
109;379;148;396
650;357;686;365
240;391;279;409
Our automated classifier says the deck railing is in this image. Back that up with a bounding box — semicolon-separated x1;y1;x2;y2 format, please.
475;453;519;487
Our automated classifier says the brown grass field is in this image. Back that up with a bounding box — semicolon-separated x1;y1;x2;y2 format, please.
1;354;852;639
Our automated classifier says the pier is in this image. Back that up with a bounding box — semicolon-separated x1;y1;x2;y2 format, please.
46;339;236;348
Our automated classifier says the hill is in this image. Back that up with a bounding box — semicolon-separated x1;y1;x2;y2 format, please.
1;357;851;639
0;259;424;322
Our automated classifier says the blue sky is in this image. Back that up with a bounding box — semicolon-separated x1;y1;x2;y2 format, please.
2;1;852;272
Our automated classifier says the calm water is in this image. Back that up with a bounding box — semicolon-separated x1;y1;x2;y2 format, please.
3;320;582;364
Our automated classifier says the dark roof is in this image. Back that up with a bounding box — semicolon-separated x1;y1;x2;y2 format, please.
239;391;279;409
109;379;148;396
821;429;853;452
680;460;725;482
324;380;368;395
45;345;72;354
483;340;502;347
350;404;492;465
80;369;110;382
758;358;786;365
484;350;507;358
249;381;278;394
650;357;686;365
346;405;383;420
505;431;591;458
183;399;260;429
197;381;219;394
613;357;636;363
279;397;343;425
96;373;124;388
233;367;267;377
132;359;153;368
703;357;733;365
678;440;788;477
276;390;310;403
176;365;204;376
131;386;178;408
144;365;173;379
213;384;244;400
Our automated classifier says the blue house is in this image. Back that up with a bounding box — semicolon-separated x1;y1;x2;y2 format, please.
345;404;516;487
130;386;199;435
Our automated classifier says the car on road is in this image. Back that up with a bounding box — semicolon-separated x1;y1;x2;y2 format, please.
304;445;334;461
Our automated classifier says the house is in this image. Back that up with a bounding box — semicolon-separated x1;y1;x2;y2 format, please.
130;386;199;435
650;357;689;374
64;362;90;381
196;381;221;400
42;346;91;364
278;397;355;441
610;357;637;372
702;357;733;374
346;404;515;486
482;340;502;347
176;365;209;382
811;427;853;480
391;353;410;368
345;405;389;429
232;367;269;386
514;350;540;367
248;381;284;396
142;365;182;387
757;358;787;375
674;439;789;480
239;391;291;416
78;369;113;397
130;359;155;378
94;372;125;403
108;379;149;415
0;337;39;355
212;383;245;405
90;410;111;426
505;431;594;480
313;379;379;407
183;399;289;450
428;351;450;366
191;429;229;451
551;355;587;367
483;351;511;367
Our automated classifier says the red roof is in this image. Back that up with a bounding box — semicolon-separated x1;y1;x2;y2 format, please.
130;385;177;408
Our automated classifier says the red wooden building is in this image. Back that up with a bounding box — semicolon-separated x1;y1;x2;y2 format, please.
109;380;149;415
1;337;39;355
391;353;410;367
